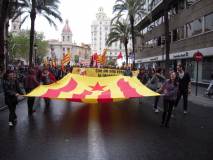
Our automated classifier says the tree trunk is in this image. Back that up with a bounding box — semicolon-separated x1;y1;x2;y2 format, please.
0;21;5;71
124;42;128;66
5;19;9;70
130;16;135;68
164;0;170;76
29;0;36;67
0;0;9;71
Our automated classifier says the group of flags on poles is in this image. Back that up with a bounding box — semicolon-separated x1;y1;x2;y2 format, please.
61;48;71;70
91;48;107;66
91;49;123;66
43;47;71;69
44;48;124;68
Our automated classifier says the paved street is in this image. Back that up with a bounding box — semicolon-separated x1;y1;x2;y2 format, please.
0;97;213;160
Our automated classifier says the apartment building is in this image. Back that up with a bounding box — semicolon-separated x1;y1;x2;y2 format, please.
135;0;213;82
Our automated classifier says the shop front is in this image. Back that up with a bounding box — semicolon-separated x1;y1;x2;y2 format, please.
136;47;213;83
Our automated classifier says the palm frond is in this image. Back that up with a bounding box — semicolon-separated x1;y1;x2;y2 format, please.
20;15;29;27
42;14;58;29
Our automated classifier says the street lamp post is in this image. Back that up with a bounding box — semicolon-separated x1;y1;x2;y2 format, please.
34;44;38;65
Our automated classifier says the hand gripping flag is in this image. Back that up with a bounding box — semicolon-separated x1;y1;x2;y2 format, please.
26;74;159;103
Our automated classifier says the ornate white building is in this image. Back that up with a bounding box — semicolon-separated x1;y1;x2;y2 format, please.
48;20;91;65
91;7;132;61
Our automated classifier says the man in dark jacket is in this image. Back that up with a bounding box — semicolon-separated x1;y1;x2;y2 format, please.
123;66;133;77
24;68;40;115
3;70;23;126
175;64;191;114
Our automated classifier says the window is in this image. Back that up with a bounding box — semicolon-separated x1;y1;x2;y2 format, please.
63;36;65;41
202;57;213;81
155;17;163;26
157;36;161;46
178;0;185;10
186;18;202;37
173;26;184;41
178;26;185;39
173;29;178;41
205;13;213;32
186;0;199;8
67;36;70;41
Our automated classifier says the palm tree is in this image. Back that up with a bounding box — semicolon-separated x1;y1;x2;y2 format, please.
0;0;21;70
113;0;146;67
106;19;130;65
18;0;62;66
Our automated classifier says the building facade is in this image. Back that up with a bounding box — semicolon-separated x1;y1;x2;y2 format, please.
48;20;91;65
91;7;132;62
135;0;213;83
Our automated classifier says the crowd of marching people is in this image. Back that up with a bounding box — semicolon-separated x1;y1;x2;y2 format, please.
1;62;213;128
2;63;73;127
136;64;192;128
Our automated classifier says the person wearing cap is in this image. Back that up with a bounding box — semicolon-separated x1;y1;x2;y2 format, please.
3;70;23;126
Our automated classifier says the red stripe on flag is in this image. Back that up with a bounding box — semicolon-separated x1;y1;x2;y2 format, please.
69;90;92;102
97;89;113;103
42;78;78;98
117;79;142;98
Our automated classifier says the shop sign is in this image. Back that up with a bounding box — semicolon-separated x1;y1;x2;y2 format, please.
150;57;158;61
173;52;189;59
193;51;203;62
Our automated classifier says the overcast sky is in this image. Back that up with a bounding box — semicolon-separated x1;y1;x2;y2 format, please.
21;0;116;44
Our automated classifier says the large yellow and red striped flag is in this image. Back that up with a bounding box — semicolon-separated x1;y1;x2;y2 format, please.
26;74;159;103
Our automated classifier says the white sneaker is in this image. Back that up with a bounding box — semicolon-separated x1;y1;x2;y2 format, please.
154;108;159;113
8;122;13;126
183;110;188;114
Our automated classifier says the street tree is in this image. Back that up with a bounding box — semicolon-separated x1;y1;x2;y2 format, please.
106;19;130;65
8;30;48;64
74;55;79;64
113;0;146;67
0;0;21;70
18;0;62;66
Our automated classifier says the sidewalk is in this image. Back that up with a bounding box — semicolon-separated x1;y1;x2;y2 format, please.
189;85;213;107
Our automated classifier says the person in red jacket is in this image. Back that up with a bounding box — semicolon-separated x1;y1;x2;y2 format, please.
41;67;56;106
24;68;40;115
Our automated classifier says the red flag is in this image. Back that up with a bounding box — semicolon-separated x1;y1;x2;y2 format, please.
93;53;98;61
117;52;123;59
